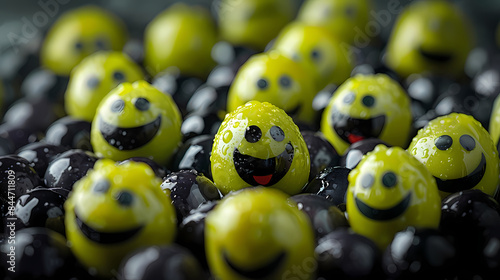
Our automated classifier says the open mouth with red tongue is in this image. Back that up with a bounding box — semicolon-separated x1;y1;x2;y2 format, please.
233;142;294;186
330;107;386;145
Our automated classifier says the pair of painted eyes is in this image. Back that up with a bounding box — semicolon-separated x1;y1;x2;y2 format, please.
292;49;322;62
74;38;108;52
245;125;285;143
434;134;476;151
93;180;134;207
87;71;126;89
343;92;376;107
110;97;150;113
323;5;357;19
360;171;398;189
256;75;293;90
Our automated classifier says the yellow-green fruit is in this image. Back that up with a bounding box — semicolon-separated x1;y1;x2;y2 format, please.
206;187;316;280
489;94;500;147
297;0;372;45
227;51;316;125
385;0;474;79
144;3;217;78
409;113;499;199
91;80;182;166
211;101;310;195
65;51;144;122
217;0;295;51
273;22;354;90
321;74;412;155
64;159;177;278
347;145;441;250
41;6;127;76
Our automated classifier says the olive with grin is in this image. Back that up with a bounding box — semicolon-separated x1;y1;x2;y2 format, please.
91;80;182;166
408;113;500;199
64;159;177;278
227;51;317;125
205;187;316;280
321;74;412;155
347;145;441;249
211;101;310;195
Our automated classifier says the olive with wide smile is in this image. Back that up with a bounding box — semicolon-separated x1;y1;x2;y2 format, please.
98;114;162;150
64;160;177;278
91;81;182;166
347;145;441;249
321;74;412;155
206;188;316;280
211;101;310;195
223;250;287;279
233;142;294;186
409;113;500;198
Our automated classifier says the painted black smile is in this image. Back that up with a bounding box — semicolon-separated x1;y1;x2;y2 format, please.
224;250;286;279
434;153;487;193
419;48;453;63
355;192;412;221
99;115;161;150
331;108;386;144
233;142;294;186
75;210;143;244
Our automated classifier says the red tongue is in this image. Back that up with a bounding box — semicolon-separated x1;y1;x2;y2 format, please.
348;134;365;144
253;174;273;185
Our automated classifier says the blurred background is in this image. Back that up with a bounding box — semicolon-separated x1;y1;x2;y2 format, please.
1;0;500;48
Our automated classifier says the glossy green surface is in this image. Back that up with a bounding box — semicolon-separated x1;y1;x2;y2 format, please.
64;159;177;278
211;101;310;195
347;145;441;250
206;187;316;280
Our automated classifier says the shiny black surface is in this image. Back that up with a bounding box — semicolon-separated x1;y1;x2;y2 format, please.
0;227;75;280
43;149;98;191
119;244;207;280
302;167;350;209
177;200;218;268
440;190;500;278
0;155;42;200
302;131;340;182
15;187;66;235
383;227;456;280
160;170;221;222
315;228;382;280
16;142;68;175
289;194;349;240
44;116;92;151
172;134;213;180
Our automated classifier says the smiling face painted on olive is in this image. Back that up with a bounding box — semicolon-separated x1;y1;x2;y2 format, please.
91;81;182;166
227;52;316;124
385;0;474;78
321;74;412;155
65;51;144;122
64;159;177;278
272;22;354;90
211;101;310;195
346;145;441;249
408;113;500;198
297;0;372;45
205;188;316;280
40;6;127;76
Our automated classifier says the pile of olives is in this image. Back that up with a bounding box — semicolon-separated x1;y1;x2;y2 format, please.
1;0;500;279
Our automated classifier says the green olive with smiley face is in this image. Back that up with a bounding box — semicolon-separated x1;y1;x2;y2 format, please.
211;101;310;195
91;80;182;166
